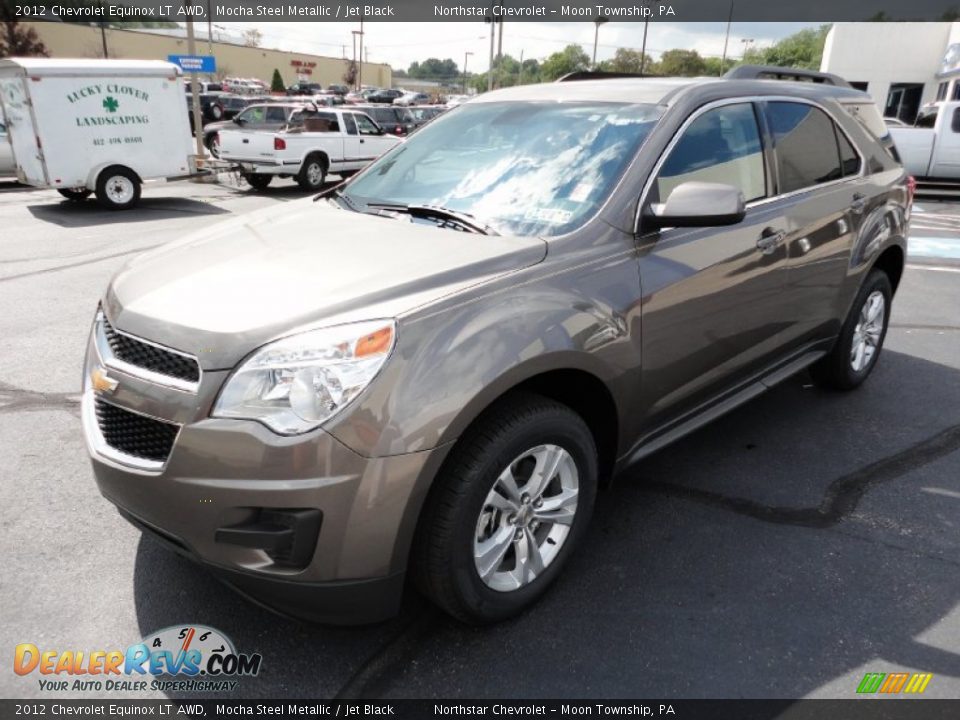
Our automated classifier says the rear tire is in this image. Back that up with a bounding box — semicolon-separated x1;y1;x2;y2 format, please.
413;393;598;624
810;269;892;391
94;167;140;210
243;173;272;191
57;188;92;202
297;155;327;190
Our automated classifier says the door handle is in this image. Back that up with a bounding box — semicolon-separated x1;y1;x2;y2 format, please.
756;229;786;255
360;138;365;144
851;192;867;214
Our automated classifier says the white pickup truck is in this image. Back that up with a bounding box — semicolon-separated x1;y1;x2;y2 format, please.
219;107;401;190
887;101;960;182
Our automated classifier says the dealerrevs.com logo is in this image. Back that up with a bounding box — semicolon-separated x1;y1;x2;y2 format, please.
14;625;262;693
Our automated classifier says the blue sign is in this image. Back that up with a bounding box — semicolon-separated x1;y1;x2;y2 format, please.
167;55;216;73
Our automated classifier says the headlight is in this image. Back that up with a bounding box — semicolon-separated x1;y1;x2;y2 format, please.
212;320;396;435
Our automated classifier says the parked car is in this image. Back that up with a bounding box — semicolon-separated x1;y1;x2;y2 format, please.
218;94;268;121
355;105;416;136
313;93;346;107
394;91;430;106
185;92;228;129
327;84;349;96
344;91;366;104
184;80;223;94
888;101;960;181
0;114;15;177
83;75;908;625
287;82;324;96
884;117;909;128
366;88;404;104
219;107;400;189
407;105;445;129
202;102;307;157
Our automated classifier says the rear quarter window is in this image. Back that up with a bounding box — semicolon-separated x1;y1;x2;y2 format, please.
767;102;843;193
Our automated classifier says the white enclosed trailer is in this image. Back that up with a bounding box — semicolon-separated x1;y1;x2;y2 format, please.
0;58;198;209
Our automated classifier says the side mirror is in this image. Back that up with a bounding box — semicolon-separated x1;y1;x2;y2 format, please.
233;117;244;125
644;181;746;229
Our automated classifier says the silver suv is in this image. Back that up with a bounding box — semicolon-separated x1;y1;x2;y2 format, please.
83;76;909;624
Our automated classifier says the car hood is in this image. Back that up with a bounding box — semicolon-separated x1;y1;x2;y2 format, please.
104;198;546;370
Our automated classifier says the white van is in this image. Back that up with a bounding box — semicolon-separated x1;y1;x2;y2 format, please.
0;58;198;209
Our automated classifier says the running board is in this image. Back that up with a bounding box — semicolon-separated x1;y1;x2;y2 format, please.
618;349;826;468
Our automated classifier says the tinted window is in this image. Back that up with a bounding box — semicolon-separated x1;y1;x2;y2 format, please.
767;102;842;193
239;106;265;124
953;84;960;101
953;108;960;133
656;103;766;203
915;109;938;129
266;107;288;124
837;129;861;177
343;113;357;135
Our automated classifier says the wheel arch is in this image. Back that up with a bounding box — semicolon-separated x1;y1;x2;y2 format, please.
871;243;905;295
87;163;142;191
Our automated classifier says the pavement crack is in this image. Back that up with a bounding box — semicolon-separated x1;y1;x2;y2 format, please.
0;381;82;416
0;245;161;283
642;424;960;529
333;605;441;700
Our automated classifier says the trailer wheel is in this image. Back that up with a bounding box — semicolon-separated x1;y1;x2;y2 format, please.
243;173;273;191
95;167;141;210
297;154;327;190
57;188;92;202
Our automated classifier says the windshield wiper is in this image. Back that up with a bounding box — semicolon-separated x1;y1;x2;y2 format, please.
364;203;499;236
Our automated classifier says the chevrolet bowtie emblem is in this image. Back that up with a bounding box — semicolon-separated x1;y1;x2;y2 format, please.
91;367;119;394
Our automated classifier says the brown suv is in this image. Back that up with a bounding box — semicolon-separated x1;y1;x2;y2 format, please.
83;76;909;624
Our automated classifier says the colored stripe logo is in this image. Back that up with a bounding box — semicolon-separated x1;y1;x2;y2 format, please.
857;672;932;694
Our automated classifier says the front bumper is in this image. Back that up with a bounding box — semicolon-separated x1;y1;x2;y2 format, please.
81;317;444;624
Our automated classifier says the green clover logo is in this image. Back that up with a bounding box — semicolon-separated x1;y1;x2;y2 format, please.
103;96;119;113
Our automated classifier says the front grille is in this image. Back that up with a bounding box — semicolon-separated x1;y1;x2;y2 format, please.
94;400;179;463
102;316;200;383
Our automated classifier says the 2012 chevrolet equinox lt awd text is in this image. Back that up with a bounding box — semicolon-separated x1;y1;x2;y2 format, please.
83;76;909;624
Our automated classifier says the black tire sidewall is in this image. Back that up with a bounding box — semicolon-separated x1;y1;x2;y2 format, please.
95;168;140;210
444;407;598;622
835;271;893;387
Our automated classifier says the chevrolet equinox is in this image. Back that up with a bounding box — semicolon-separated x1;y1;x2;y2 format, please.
83;76;909;624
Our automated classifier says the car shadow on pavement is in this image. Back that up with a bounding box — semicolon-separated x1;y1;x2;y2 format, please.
133;349;960;699
26;197;232;228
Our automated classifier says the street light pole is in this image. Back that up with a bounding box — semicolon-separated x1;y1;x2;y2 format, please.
358;18;364;90
487;14;496;92
640;17;649;75
592;17;608;68
186;11;204;160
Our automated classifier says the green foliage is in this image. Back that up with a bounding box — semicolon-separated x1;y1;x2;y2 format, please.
741;25;831;70
657;49;707;77
540;44;590;81
271;68;284;92
598;48;654;74
408;58;459;80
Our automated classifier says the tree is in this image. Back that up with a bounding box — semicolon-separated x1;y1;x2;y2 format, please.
343;59;358;87
408;58;459;80
242;28;262;48
599;48;654;74
742;25;831;70
540;44;590;81
271;68;284;93
0;18;49;58
657;49;707;76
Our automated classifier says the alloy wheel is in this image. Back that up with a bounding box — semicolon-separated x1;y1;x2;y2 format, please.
851;290;885;372
473;444;579;592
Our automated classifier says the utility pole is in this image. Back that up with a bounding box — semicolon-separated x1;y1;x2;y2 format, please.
486;14;496;92
720;1;735;76
351;30;360;90
495;2;504;89
518;49;523;85
592;17;608;68
186;10;204;160
640;15;649;75
358;18;364;89
98;2;108;58
462;51;473;94
207;13;214;80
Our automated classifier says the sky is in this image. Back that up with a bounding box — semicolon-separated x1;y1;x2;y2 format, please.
205;21;822;72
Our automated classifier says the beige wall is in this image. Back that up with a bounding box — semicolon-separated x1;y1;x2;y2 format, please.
26;22;391;89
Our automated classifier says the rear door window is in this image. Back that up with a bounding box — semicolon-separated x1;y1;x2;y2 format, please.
766;102;843;193
656;102;766;203
837;129;862;177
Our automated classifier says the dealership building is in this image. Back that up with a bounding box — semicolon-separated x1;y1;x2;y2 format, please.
23;22;392;90
821;22;960;123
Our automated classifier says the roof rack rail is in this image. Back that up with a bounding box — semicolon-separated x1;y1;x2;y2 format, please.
556;70;652;82
724;65;851;88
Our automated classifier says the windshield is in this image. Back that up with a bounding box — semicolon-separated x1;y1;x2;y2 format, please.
342;101;662;237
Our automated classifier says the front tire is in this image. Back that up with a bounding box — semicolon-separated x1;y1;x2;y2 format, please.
94;167;140;210
413;393;598;624
810;269;892;390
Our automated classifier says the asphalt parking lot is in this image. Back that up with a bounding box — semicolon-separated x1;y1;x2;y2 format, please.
1;179;959;700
